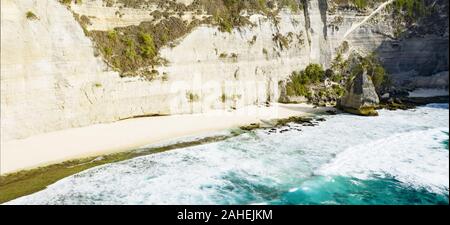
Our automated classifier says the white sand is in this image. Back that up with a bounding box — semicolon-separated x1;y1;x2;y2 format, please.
0;103;332;175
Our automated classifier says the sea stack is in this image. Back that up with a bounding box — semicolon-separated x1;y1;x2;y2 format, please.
338;68;380;116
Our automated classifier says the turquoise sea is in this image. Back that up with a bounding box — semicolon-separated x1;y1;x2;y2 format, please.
7;104;449;205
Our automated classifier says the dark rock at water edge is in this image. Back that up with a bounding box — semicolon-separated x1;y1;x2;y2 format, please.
378;95;449;111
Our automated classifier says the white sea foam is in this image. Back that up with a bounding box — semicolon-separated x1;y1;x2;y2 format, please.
6;104;449;205
318;127;449;195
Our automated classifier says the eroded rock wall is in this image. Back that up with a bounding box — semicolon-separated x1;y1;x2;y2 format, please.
1;0;448;141
1;0;315;141
326;0;449;90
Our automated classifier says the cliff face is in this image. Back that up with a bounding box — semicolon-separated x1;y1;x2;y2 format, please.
1;0;448;141
374;0;449;90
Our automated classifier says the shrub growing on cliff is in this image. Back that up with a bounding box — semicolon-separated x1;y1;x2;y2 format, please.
103;47;113;57
219;52;228;58
331;53;349;74
303;63;325;83
26;11;38;20
215;15;234;33
286;82;310;97
60;0;72;5
139;32;157;58
352;0;367;9
393;0;426;18
221;93;227;103
332;73;344;83
278;0;300;13
285;64;325;97
332;84;345;97
371;65;386;88
125;38;137;60
388;0;431;31
107;30;117;41
187;92;200;102
273;33;290;50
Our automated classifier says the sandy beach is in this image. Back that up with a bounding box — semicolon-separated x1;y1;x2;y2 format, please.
0;103;332;175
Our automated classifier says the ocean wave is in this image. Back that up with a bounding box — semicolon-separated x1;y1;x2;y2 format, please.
318;128;449;195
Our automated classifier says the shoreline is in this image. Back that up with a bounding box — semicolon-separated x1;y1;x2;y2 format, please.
0;103;333;203
1;103;333;175
3;101;448;205
2;98;446;203
0;101;447;203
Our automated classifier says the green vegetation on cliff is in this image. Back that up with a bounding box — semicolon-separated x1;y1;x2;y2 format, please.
392;0;427;17
349;54;388;93
283;51;389;106
25;11;38;20
332;0;385;10
71;0;304;77
91;16;191;78
333;0;430;18
353;0;369;9
285;63;325;97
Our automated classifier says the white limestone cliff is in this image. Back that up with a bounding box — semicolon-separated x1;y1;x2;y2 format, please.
1;0;448;141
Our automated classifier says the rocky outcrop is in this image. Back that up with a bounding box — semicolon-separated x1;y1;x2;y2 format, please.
338;69;380;116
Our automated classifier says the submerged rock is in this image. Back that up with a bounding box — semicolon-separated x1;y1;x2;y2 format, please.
338;69;380;116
